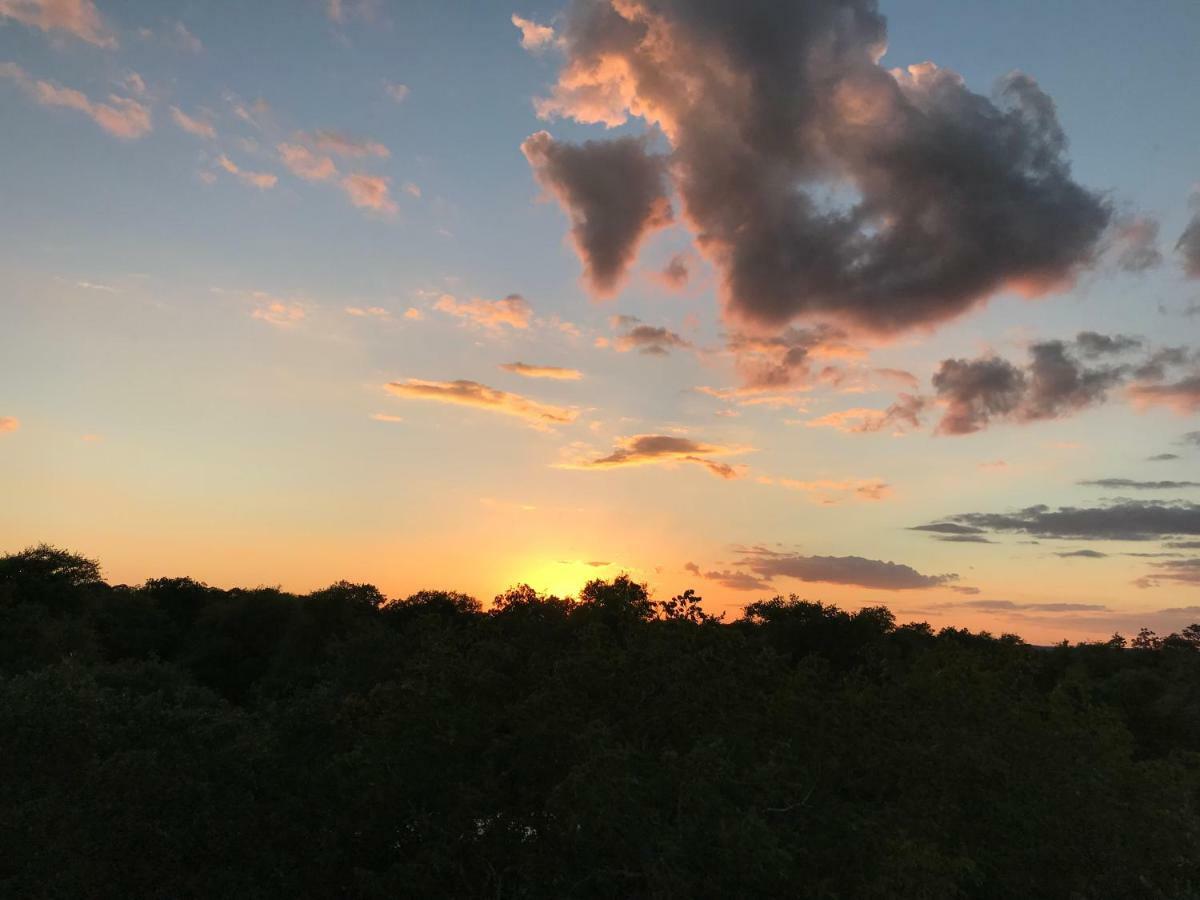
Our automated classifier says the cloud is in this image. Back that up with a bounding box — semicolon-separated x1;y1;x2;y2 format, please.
385;379;577;428
170;106;216;140
806;394;925;434
1128;374;1200;414
738;548;958;591
652;252;690;291
696;569;773;592
170;21;203;53
0;0;114;47
928;599;1111;614
1055;549;1107;559
435;293;532;330
370;413;404;423
303;129;389;160
403;307;424;321
521;130;672;295
1074;331;1143;357
512;13;557;50
345;306;389;318
325;0;375;24
2;64;151;139
0;416;19;433
1149;453;1181;462
278;143;337;181
531;2;1108;336
772;477;891;503
341;173;397;214
218;155;277;190
613;320;691;356
923;500;1200;542
250;294;305;326
564;434;747;478
1178;212;1200;278
932;337;1146;434
384;82;409;103
911;523;987;535
501;362;583;380
1136;558;1200;589
1078;478;1200;490
724;325;857;393
1110;216;1163;272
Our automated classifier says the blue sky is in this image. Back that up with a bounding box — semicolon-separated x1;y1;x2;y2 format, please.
1;0;1198;642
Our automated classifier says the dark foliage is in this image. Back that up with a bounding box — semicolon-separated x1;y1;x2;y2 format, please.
3;544;1200;898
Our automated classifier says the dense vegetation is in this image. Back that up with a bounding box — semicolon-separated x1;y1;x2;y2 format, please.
3;545;1200;898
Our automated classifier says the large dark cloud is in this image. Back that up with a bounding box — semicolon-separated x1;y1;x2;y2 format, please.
521;130;672;295
525;0;1109;334
920;500;1200;542
739;549;958;591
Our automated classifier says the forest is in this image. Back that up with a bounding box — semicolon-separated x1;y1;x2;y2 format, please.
3;544;1200;899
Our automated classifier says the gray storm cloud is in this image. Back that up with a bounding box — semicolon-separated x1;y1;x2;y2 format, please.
523;0;1110;335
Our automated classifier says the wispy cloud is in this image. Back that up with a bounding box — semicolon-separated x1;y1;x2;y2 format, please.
218;155;277;190
511;13;557;50
0;0;115;47
384;82;409;103
278;143;337;181
340;173;397;214
385;379;577;429
170;106;215;140
562;434;748;479
435;293;532;331
501;362;583;380
2;63;150;139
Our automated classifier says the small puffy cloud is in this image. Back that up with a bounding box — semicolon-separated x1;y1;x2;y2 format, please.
345;306;389;318
278;142;337;181
501;362;582;380
0;416;19;433
218;155;277;190
170;106;216;140
2;64;151;139
341;173;397;214
739;548;959;591
654;252;691;291
385;379;577;429
1110;216;1163;272
512;14;556;50
0;0;115;47
435;293;531;330
384;82;409;103
403;307;424;321
562;434;747;479
522;130;672;295
613;319;691;356
304;129;389;159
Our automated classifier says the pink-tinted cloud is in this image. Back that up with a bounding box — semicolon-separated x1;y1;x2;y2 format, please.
277;142;338;181
1128;375;1200;414
511;13;556;50
218;155;277;190
522;130;672;296
805;394;925;434
434;293;532;330
654;252;690;291
501;362;583;380
385;379;577;429
341;173;397;214
2;64;151;139
304;129;389;160
170;106;215;140
0;0;115;47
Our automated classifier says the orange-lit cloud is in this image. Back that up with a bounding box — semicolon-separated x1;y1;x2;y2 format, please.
2;64;151;139
772;478;892;503
250;293;305;326
170;106;215;139
403;307;424;321
218;156;277;190
0;0;115;47
0;416;19;433
370;413;404;423
805;395;925;434
340;173;397;214
278;143;337;181
562;434;748;479
345;306;389;318
1128;376;1200;414
435;293;531;330
501;362;583;380
512;14;556;50
385;379;578;428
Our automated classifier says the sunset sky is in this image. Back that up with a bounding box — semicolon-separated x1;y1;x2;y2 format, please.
2;0;1199;642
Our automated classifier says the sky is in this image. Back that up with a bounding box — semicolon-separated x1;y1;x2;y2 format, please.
1;0;1198;643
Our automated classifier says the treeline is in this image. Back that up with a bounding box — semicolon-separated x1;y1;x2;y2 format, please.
3;544;1200;899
